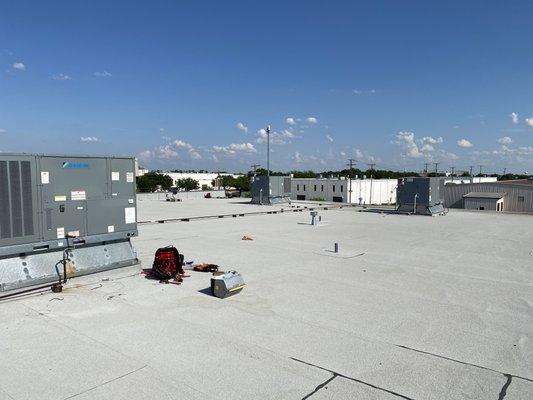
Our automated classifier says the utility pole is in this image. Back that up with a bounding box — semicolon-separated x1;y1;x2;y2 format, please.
368;163;376;205
424;163;429;174
478;165;483;177
469;165;474;183
450;166;455;178
433;162;439;175
347;158;356;204
503;167;507;176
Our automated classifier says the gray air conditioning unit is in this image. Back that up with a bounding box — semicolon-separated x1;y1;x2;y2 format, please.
0;154;139;292
251;176;291;205
396;177;445;215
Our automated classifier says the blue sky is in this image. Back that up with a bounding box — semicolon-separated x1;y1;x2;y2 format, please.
1;1;532;173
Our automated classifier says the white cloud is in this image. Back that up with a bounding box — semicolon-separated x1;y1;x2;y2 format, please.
256;128;296;145
326;134;334;143
53;73;72;81
354;148;364;160
236;122;248;133
497;136;513;145
525;117;533;127
138;150;153;162
420;143;435;152
94;71;112;78
395;131;423;158
188;149;202;159
159;128;165;132
173;139;192;150
293;151;303;163
12;62;25;71
306;117;318;124
0;128;6;133
510;112;519;124
340;151;346;156
421;136;443;144
155;144;180;159
353;89;376;94
80;136;99;143
286;117;296;125
457;138;473;148
213;142;257;155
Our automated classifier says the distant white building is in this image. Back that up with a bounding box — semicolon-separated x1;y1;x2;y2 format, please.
164;172;243;190
291;178;397;205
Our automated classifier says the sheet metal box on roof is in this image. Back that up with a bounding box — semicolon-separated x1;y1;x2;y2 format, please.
396;177;445;215
0;153;139;292
251;176;291;204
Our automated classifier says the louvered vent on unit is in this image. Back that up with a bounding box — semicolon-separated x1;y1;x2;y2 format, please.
0;160;34;239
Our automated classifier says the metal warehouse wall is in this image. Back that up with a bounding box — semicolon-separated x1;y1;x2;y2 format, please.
463;198;499;211
445;183;533;213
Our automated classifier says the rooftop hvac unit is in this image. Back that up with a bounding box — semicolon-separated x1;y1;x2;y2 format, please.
396;177;445;215
0;153;139;293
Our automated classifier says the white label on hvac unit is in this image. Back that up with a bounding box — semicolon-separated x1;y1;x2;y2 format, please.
128;198;134;204
57;227;65;239
124;207;136;224
54;195;67;202
71;190;86;201
126;172;134;183
76;206;84;210
107;225;115;233
112;193;117;197
57;241;64;247
112;171;120;181
68;230;80;237
41;171;50;184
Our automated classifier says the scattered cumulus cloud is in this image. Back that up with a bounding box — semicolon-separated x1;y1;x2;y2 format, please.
80;136;99;143
510;112;519;124
0;128;6;133
53;73;72;81
94;71;112;78
236;122;248;133
421;136;443;144
497;137;513;145
326;134;334;143
457;139;473;148
293;151;303;163
12;62;25;71
286;117;296;125
306;117;318;124
256;128;298;145
213;142;256;155
353;89;376;94
395;131;424;158
173;140;192;150
525;117;533;127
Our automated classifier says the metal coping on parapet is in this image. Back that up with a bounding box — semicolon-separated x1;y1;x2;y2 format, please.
137;203;362;225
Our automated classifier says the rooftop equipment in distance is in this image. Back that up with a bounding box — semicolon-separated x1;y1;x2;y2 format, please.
396;177;445;215
250;176;291;205
0;153;139;293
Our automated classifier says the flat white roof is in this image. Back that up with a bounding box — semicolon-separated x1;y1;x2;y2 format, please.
1;199;532;399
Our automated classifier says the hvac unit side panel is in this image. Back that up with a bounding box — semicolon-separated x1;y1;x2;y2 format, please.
110;158;136;199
